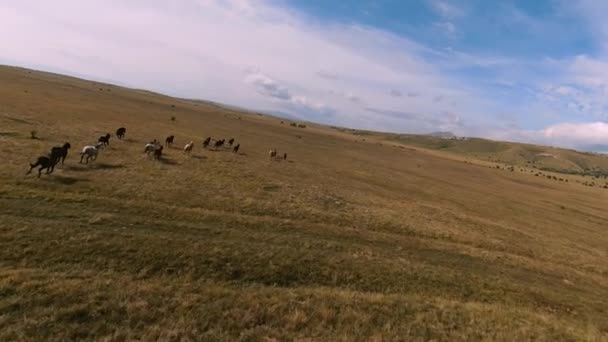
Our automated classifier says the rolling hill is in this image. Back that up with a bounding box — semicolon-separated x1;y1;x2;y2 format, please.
337;128;608;178
1;65;608;341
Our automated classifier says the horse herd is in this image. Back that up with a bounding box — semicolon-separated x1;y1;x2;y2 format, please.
139;133;242;161
26;126;284;178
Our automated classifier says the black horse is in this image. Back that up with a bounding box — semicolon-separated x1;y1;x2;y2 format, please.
27;156;57;178
165;135;175;147
154;145;164;160
116;127;126;139
98;133;111;146
202;137;211;148
48;142;71;172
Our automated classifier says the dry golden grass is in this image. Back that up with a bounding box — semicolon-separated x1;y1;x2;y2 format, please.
1;65;608;341
347;130;608;179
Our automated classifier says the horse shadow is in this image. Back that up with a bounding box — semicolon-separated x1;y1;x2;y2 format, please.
67;163;125;172
191;155;207;160
43;175;90;185
93;162;126;170
158;157;179;165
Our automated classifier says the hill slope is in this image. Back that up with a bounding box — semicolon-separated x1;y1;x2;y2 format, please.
385;133;608;177
1;66;608;340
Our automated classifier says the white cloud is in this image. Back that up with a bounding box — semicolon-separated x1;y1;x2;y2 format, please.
245;71;292;100
542;122;608;147
428;0;464;37
569;55;608;89
484;121;608;151
427;0;466;19
433;21;457;35
535;55;608;120
4;0;606;150
389;89;402;97
346;93;361;103
0;0;490;133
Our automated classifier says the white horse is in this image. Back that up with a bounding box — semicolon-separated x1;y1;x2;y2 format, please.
144;142;162;156
184;141;194;154
80;142;103;164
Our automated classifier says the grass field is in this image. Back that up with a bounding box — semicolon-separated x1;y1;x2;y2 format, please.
334;129;608;179
1;65;608;341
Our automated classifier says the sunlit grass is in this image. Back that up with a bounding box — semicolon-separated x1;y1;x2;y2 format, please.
1;66;607;340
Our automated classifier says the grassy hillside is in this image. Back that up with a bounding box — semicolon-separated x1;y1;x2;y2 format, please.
375;133;608;178
1;65;608;341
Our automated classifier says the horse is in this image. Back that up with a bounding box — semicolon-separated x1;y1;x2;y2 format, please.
184;141;194;154
116;127;126;139
80;143;103;164
26;156;57;177
144;142;161;155
154;145;164;160
98;133;111;146
49;142;71;171
202;137;211;148
165;135;175;147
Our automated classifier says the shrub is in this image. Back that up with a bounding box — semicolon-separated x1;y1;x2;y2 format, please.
170;116;176;121
30;130;38;139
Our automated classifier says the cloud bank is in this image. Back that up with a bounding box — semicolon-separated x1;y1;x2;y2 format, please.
1;0;608;150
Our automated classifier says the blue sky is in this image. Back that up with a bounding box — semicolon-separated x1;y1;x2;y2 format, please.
2;0;608;150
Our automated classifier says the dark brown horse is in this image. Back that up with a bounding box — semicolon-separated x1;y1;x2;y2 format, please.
116;127;126;139
98;133;111;146
165;135;175;147
27;156;57;177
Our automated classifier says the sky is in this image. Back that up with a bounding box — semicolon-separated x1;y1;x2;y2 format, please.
2;0;608;151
